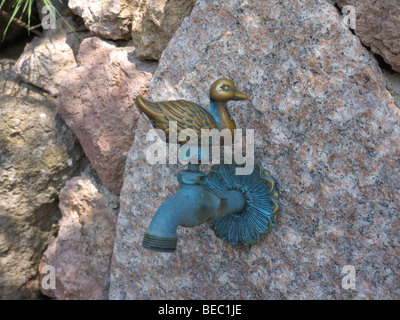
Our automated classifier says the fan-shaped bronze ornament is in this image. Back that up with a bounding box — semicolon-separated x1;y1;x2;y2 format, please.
207;162;279;246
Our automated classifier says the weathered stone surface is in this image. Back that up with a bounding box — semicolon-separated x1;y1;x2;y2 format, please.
39;165;119;300
109;0;400;299
68;0;134;40
13;17;90;97
68;0;195;51
0;59;45;96
57;37;157;194
131;0;196;60
336;0;400;72
0;60;83;299
384;70;400;109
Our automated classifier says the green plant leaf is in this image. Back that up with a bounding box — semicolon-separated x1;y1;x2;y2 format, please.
0;0;7;10
2;0;24;40
27;0;33;33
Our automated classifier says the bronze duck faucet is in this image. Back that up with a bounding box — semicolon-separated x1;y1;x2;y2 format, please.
135;78;279;252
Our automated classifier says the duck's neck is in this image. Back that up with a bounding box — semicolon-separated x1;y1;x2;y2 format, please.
210;100;236;133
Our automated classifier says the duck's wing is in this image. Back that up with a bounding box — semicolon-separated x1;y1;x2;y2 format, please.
136;96;217;142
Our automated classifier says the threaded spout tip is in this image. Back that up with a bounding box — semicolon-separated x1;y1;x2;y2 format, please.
142;233;177;252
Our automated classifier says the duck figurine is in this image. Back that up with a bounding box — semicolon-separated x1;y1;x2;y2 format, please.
135;78;248;144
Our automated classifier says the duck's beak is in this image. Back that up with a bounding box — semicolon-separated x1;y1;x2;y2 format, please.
233;90;249;100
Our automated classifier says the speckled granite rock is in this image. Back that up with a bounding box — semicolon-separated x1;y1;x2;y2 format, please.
13;17;88;97
57;37;157;194
109;0;400;299
39;169;118;300
336;0;400;72
68;0;134;40
0;61;83;299
131;0;196;60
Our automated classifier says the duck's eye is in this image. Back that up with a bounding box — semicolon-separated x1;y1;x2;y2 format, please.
221;85;231;91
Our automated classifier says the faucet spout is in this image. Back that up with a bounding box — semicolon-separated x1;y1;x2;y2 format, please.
142;170;245;252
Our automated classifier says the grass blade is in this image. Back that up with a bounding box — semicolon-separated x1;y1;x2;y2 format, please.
41;0;82;39
2;0;23;40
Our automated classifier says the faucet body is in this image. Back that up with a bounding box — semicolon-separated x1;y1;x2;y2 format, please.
142;169;245;252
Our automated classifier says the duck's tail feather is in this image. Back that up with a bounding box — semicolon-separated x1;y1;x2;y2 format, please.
135;96;163;118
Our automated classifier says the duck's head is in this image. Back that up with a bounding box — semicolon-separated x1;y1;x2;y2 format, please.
209;78;248;103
